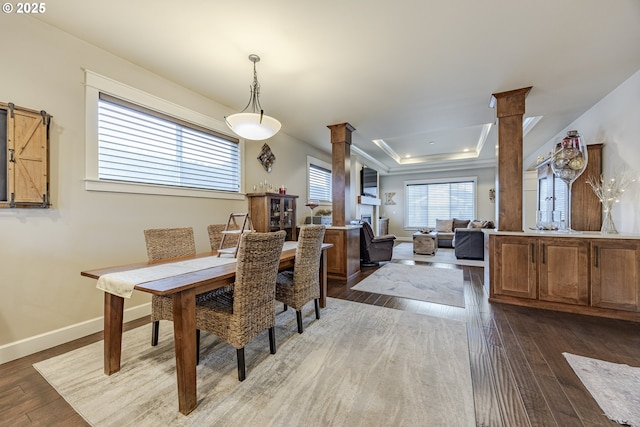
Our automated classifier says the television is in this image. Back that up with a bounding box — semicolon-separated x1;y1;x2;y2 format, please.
360;167;378;197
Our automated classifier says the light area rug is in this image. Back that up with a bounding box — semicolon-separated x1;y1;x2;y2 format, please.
564;352;640;426
34;298;475;427
392;242;484;267
351;263;465;308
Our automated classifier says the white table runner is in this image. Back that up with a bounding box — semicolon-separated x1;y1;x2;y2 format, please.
97;241;298;298
96;257;237;298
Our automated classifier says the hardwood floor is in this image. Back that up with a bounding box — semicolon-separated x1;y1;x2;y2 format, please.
2;259;639;426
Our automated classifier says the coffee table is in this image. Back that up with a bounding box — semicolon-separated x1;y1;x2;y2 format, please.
413;232;437;255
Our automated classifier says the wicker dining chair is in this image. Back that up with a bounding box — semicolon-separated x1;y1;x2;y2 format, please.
207;223;240;251
144;227;210;352
275;225;326;333
195;230;286;381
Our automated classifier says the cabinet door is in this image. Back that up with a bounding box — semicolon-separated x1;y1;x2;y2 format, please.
493;236;537;299
591;240;640;311
538;237;589;305
323;228;345;276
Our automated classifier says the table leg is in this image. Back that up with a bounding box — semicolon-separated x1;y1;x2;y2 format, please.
172;288;197;415
104;292;124;375
319;249;328;308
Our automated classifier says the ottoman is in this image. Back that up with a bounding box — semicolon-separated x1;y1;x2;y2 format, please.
413;232;438;255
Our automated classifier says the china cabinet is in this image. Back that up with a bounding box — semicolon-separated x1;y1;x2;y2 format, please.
247;192;298;241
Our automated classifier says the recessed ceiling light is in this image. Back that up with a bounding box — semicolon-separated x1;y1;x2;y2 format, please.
429;141;435;145
405;154;411;158
463;148;470;152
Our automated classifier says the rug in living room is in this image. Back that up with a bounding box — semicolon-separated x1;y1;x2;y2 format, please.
33;298;475;426
351;262;465;307
392;243;484;267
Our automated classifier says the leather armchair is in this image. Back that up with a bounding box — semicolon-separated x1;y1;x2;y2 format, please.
360;221;396;265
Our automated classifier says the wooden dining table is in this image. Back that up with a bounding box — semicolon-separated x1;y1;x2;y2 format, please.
81;242;332;415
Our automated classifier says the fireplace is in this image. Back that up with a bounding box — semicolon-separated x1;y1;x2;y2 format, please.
361;214;372;224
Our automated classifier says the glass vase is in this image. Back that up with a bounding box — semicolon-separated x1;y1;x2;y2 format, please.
550;130;588;232
601;205;618;234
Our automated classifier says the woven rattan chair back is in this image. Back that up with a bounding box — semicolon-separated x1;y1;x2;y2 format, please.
230;230;286;341
144;227;196;262
292;225;326;290
275;225;325;333
207;223;239;251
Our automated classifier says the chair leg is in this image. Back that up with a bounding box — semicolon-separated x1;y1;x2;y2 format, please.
315;299;320;319
196;329;200;365
296;311;304;334
283;304;288;311
151;320;159;346
236;348;246;381
269;327;277;354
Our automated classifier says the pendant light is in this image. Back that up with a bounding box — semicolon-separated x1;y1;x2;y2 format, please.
225;54;281;140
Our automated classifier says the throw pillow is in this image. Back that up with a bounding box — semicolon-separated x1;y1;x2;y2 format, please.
435;219;453;232
468;220;485;229
453;218;470;229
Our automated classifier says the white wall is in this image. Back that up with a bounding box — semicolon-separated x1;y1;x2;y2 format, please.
0;17;330;362
524;69;640;234
379;166;496;240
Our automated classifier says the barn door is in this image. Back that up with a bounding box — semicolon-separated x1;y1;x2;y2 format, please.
1;102;51;208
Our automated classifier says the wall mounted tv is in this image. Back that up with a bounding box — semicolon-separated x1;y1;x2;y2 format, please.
360;167;378;197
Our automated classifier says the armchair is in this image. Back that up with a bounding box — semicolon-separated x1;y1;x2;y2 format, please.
360;221;396;265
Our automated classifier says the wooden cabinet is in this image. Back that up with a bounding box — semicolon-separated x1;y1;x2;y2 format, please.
591;239;640;312
247;193;298;241
1;102;51;208
538;237;589;305
489;233;640;322
324;227;361;281
493;235;538;299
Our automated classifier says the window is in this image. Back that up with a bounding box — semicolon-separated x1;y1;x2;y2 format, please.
404;178;476;228
98;94;239;192
84;70;244;200
307;156;332;202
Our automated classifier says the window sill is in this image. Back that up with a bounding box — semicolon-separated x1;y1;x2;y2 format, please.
84;179;245;200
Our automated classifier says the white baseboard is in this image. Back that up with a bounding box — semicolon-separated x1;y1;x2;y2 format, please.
0;303;151;365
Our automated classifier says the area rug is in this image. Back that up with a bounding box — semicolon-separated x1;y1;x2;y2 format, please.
34;298;475;427
351;263;464;308
564;352;640;426
392;242;484;267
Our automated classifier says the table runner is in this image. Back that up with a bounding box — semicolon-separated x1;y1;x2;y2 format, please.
96;257;237;298
96;241;299;298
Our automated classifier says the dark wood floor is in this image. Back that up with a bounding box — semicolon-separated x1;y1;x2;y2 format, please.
2;258;639;426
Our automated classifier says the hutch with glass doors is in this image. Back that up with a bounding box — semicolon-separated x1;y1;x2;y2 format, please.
247;192;298;241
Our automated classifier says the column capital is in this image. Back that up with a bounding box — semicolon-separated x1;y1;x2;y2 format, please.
328;123;356;145
490;87;532;118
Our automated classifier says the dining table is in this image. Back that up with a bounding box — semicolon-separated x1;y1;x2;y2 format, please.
81;241;332;415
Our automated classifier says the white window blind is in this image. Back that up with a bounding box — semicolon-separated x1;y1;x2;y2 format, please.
405;179;476;228
98;93;240;192
308;163;332;202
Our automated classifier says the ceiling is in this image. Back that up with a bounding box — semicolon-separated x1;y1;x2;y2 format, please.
33;0;640;174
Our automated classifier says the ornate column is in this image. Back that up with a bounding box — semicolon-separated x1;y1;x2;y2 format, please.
489;87;531;232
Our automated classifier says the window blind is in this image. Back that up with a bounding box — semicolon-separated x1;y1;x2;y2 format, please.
405;179;476;228
97;93;240;192
308;163;332;202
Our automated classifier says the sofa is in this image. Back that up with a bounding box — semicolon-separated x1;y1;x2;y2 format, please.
428;219;494;259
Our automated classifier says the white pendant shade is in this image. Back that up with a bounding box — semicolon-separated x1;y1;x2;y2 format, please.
225;112;281;141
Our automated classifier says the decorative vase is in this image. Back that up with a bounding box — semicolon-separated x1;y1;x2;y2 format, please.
600;206;618;234
550;130;588;232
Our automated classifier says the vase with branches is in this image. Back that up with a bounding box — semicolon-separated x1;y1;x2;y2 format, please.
586;172;636;234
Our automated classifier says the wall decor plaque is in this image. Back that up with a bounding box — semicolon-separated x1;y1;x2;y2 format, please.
257;143;275;172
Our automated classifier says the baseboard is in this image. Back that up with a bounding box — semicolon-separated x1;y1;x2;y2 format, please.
0;303;151;365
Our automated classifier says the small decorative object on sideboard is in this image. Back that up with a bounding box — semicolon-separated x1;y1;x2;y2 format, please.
586;171;636;234
551;130;588;232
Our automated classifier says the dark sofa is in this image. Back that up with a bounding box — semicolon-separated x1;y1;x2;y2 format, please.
453;228;485;260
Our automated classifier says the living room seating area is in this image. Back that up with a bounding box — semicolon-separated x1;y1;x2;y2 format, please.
426;218;494;260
